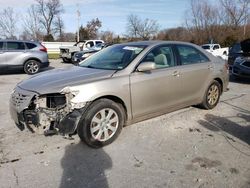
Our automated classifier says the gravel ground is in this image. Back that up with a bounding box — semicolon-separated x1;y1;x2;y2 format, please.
0;59;249;188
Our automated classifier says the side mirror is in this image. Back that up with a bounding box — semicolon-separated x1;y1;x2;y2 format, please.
137;62;156;72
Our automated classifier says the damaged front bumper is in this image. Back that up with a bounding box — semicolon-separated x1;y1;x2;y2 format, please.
9;86;87;135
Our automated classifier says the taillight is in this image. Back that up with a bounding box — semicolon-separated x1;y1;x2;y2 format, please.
40;44;47;52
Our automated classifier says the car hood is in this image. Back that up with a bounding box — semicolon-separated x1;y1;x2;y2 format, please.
18;66;116;94
241;39;250;53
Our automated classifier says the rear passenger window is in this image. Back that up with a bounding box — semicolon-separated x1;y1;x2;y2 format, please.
26;43;37;49
7;42;25;50
176;45;209;65
0;42;3;50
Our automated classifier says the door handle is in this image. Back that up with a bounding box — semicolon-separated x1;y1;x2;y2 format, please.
208;65;214;70
172;71;180;77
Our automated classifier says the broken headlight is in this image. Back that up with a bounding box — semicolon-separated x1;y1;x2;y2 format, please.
36;94;66;109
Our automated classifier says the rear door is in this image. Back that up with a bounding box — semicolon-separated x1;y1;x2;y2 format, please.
0;42;6;65
175;44;213;104
130;45;183;118
5;41;26;65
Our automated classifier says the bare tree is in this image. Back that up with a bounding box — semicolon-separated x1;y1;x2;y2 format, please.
126;14;159;40
85;18;102;39
220;0;250;28
138;18;159;39
54;15;64;40
185;0;222;44
62;32;76;42
157;27;192;42
126;14;140;39
100;30;114;43
79;18;102;40
36;0;64;36
22;5;43;40
0;7;18;39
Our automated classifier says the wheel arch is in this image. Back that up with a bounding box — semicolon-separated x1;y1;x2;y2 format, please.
214;77;223;93
23;58;42;66
92;95;128;121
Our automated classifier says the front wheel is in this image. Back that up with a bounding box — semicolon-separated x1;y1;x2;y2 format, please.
200;80;221;109
24;60;40;75
77;99;125;148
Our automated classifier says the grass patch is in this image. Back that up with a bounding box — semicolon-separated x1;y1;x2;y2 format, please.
48;53;60;59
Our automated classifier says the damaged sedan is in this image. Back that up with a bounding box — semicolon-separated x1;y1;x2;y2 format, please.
10;41;229;148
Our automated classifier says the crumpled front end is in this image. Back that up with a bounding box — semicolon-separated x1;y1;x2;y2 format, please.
9;86;87;135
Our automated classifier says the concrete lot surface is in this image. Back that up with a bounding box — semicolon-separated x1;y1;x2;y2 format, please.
0;60;249;188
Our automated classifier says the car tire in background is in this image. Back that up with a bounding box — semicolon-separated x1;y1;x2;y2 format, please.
24;60;40;75
77;98;125;148
62;57;71;63
200;80;221;109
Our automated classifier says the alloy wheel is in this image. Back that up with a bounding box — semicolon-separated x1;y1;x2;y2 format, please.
26;61;39;74
207;84;219;106
90;108;119;142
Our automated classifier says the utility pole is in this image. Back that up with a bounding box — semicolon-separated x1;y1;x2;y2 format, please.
76;7;80;42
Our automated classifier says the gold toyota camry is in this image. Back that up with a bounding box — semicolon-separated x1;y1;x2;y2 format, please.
10;41;229;148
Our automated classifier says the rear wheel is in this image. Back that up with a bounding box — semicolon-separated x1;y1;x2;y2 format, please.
24;60;40;75
200;80;221;109
62;57;71;63
77;98;125;148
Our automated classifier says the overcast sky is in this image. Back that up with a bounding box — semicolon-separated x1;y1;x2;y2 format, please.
0;0;191;35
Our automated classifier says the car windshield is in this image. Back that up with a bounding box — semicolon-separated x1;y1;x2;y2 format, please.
201;45;210;50
79;44;147;70
230;43;241;53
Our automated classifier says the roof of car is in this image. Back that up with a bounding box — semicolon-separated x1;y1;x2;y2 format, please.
0;39;40;43
117;40;199;47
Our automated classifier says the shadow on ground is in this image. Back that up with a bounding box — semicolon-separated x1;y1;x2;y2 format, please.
198;113;250;145
60;142;112;188
0;66;55;75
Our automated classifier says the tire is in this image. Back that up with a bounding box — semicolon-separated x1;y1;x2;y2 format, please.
77;98;125;148
24;60;40;75
62;57;71;63
200;80;221;109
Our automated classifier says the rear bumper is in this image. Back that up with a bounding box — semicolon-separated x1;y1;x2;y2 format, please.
40;61;50;68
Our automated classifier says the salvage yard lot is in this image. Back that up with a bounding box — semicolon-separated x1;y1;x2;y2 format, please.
0;59;249;188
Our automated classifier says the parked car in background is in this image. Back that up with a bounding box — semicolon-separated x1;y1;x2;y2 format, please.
0;40;49;74
72;50;99;64
72;43;113;64
232;39;250;79
228;42;242;69
201;43;228;60
10;41;229;148
59;40;104;63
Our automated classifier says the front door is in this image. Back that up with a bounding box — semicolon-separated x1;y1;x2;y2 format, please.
130;45;182;118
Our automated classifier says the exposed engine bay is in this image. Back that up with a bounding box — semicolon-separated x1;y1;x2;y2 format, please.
10;88;87;136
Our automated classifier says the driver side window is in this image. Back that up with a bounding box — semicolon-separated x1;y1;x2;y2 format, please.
141;45;176;69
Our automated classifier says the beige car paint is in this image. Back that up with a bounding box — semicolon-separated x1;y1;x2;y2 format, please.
10;41;229;135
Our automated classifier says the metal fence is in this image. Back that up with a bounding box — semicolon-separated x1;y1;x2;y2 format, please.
41;42;75;54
